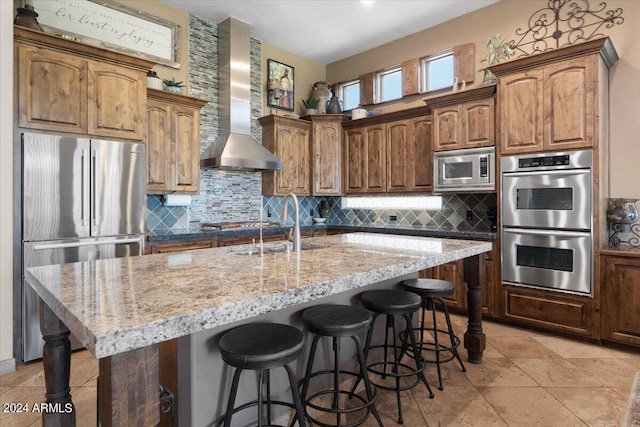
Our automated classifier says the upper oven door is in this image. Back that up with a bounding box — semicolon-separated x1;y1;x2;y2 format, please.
502;168;592;230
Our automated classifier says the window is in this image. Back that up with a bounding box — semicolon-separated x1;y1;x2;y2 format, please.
421;51;454;92
337;79;360;111
376;66;402;103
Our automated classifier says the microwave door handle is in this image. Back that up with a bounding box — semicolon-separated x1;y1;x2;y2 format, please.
504;170;589;178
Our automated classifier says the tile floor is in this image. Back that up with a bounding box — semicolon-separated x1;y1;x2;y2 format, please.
1;313;638;427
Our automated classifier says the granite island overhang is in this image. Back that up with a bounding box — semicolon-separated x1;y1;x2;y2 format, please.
25;233;491;426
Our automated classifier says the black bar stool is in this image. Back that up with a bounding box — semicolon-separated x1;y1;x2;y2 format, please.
400;279;466;391
351;290;434;425
299;304;383;427
217;322;306;427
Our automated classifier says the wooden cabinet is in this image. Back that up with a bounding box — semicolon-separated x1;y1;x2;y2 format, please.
343;107;432;194
217;232;288;247
260;115;311;196
311;115;347;195
427;85;495;152
490;38;618;155
146;239;216;254
15;27;153;140
601;254;640;346
344;123;387;193
146;89;207;194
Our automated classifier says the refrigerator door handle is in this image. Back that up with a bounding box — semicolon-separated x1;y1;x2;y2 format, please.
32;237;144;250
80;148;89;227
91;149;100;227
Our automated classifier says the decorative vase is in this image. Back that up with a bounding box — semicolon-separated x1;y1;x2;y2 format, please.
304;108;318;116
607;198;639;226
327;95;342;114
482;69;496;85
14;5;43;32
146;71;163;90
165;85;184;94
320;200;330;219
311;81;331;114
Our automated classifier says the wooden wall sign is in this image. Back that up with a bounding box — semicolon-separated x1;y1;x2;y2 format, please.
30;0;180;68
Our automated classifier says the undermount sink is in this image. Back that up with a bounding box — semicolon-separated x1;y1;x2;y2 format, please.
231;241;327;255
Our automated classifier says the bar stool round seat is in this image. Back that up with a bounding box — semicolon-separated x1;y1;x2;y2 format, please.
401;278;466;391
300;304;383;427
217;322;306;427
352;290;434;425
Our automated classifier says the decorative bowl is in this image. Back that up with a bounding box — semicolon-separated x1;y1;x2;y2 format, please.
312;217;326;224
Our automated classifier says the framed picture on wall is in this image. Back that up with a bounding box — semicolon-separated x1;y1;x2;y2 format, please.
267;59;294;111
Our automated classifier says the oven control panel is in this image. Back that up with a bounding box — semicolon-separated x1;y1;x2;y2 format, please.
518;154;570;168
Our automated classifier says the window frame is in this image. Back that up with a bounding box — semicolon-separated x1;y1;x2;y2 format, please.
375;65;403;104
336;78;361;112
420;49;454;94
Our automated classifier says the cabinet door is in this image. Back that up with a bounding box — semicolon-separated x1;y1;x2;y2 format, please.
463;98;495;148
17;45;87;133
544;57;594;151
344;128;368;193
146;100;172;193
364;124;387;192
602;256;640;345
313;121;342;195
275;124;310;195
499;70;544;154
87;62;146;140
386;120;412;192
433;105;462;151
429;260;465;309
410;116;432;191
172;106;201;193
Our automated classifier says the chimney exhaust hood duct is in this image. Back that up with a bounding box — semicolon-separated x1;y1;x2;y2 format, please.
201;17;282;171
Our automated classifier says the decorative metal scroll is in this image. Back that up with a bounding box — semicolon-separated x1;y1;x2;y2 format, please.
609;223;640;248
508;0;624;58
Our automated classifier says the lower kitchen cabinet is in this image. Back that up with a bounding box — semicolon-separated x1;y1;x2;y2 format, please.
601;254;640;346
501;285;594;337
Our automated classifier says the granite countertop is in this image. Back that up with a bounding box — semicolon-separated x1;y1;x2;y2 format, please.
147;222;497;242
25;233;491;359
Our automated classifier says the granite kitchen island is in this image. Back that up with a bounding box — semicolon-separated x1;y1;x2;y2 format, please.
25;233;491;426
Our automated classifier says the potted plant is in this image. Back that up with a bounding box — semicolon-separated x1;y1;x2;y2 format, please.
302;96;320;116
163;77;185;94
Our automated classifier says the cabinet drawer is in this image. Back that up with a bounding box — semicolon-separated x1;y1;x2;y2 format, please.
502;286;593;336
148;239;216;254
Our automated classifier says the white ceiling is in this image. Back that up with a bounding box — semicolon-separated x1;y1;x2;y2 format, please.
159;0;499;64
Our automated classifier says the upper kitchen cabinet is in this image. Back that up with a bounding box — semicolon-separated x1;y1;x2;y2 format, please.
343;107;432;194
425;85;496;152
146;89;207;194
15;27;154;140
489;37;618;155
311;115;348;196
260;115;312;196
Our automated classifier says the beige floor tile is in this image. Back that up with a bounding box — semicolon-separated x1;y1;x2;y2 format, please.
480;386;588;426
488;336;563;359
414;385;507;426
18;358;98;388
423;361;474;389
463;358;538;387
546;387;628;427
0;362;44;387
479;320;530;337
480;340;506;359
512;358;605;388
533;335;621;359
1;386;13;396
70;386;97;427
567;358;639;390
372;387;428;425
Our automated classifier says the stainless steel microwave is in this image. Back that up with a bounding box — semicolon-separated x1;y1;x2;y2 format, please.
433;147;496;192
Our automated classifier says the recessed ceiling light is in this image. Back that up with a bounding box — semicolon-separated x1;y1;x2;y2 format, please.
360;0;375;6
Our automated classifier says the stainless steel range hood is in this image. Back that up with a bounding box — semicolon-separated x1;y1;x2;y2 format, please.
201;17;282;171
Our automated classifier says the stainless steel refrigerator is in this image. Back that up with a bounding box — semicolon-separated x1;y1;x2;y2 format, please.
21;131;146;362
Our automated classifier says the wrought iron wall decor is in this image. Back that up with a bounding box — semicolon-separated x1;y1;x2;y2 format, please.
508;0;624;58
609;223;640;248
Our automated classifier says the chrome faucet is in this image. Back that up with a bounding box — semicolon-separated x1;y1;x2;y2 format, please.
281;193;301;253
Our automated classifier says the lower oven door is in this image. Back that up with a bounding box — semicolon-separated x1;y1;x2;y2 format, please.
501;228;592;295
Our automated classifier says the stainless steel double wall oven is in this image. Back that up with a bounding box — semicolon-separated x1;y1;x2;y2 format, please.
501;150;594;296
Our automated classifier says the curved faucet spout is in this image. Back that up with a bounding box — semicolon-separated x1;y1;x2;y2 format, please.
281;193;301;253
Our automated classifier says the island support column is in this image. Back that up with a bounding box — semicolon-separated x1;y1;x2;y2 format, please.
40;301;75;427
463;254;487;363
